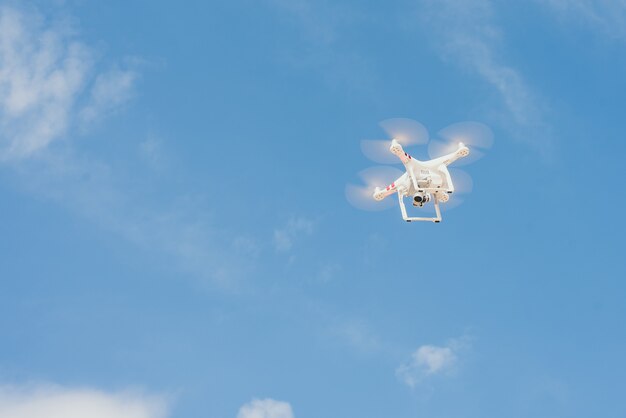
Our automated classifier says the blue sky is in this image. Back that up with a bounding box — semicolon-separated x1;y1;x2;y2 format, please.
1;1;625;417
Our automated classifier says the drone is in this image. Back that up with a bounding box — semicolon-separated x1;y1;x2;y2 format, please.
346;118;493;223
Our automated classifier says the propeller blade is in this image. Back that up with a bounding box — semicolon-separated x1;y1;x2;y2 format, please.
357;166;404;188
449;168;473;194
345;184;395;211
360;118;429;164
346;166;404;211
428;121;493;165
360;139;400;165
379;118;429;146
443;195;465;210
440;168;472;210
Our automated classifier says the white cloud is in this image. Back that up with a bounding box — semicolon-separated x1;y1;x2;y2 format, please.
0;6;136;160
414;345;456;374
396;336;470;388
0;384;168;418
273;216;314;252
417;0;551;153
0;6;90;159
540;0;626;41
0;5;247;287
237;398;294;418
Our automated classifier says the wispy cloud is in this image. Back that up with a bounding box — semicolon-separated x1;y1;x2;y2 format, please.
267;0;375;91
273;216;314;252
540;0;626;41
0;6;90;159
268;0;337;45
79;66;138;125
138;135;167;170
416;0;551;154
12;152;250;287
316;262;340;283
0;6;136;160
330;319;383;354
396;336;471;388
0;383;169;418
237;398;294;418
0;5;248;287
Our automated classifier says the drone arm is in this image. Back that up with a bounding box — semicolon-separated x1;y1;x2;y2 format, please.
390;139;413;164
428;143;470;167
373;181;399;201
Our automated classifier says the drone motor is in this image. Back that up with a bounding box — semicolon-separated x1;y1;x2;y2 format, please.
436;191;450;203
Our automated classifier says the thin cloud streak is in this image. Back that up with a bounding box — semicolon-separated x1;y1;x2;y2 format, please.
268;0;337;45
541;0;626;41
11;149;250;288
417;0;552;154
273;216;314;252
267;0;376;92
330;319;383;354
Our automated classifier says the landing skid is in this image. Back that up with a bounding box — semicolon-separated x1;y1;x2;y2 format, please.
397;192;442;223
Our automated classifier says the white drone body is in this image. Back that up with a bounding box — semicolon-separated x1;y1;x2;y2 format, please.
347;119;493;223
373;139;470;223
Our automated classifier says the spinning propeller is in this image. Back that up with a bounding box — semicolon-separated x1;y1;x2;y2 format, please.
360;118;429;164
428;121;494;166
345;166;404;211
347;118;493;212
445;168;473;209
